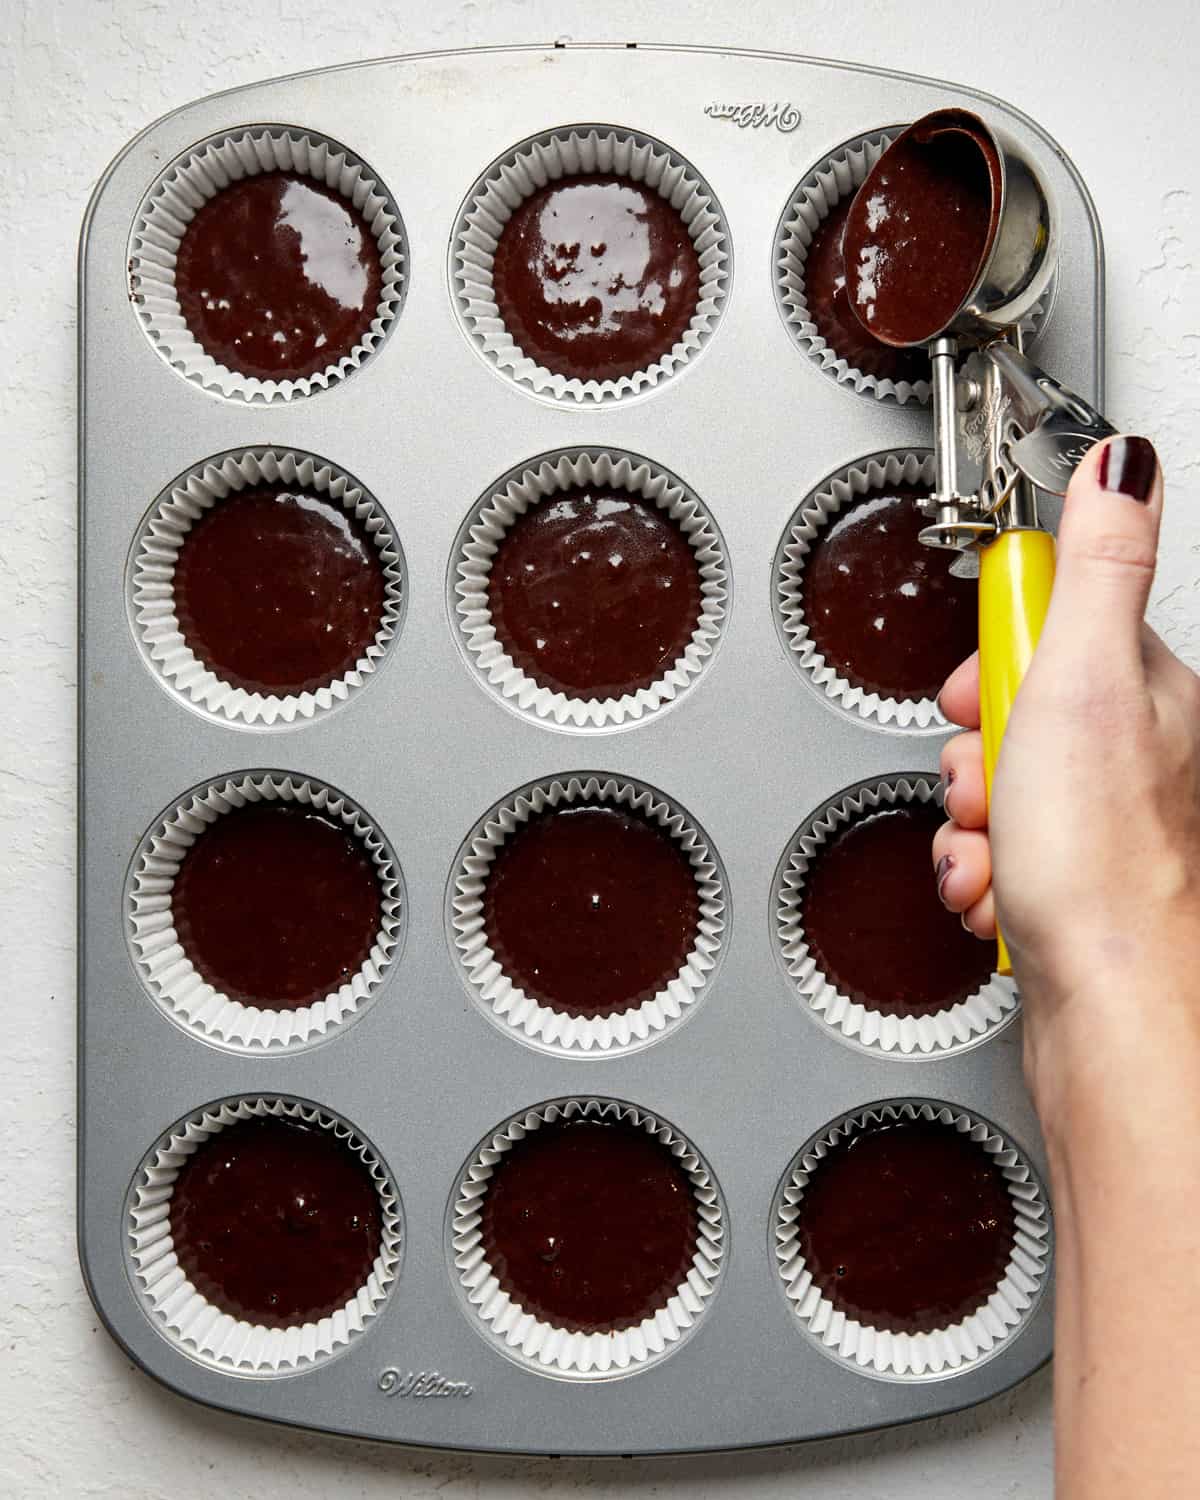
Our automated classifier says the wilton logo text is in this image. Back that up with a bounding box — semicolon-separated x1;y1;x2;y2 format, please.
704;102;801;132
378;1369;474;1398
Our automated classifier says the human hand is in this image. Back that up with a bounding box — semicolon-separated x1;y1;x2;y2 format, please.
931;436;1200;1101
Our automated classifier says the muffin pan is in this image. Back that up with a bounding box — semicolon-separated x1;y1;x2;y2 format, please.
79;43;1102;1454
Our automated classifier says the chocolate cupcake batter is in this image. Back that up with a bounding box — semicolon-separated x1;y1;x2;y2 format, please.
175;171;382;380
172;802;382;1010
800;800;996;1017
480;1118;699;1332
802;196;928;386
487;486;703;700
169;1115;382;1328
173;486;386;697
795;1118;1016;1334
843;114;999;346
483;804;700;1018
491;173;701;381
800;483;978;701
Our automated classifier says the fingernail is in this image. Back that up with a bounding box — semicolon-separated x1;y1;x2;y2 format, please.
1098;435;1158;503
961;913;974;934
935;854;954;903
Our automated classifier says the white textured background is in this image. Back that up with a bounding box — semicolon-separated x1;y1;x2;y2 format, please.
3;1;1197;1495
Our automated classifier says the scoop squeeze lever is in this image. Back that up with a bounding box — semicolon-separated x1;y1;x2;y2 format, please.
845;108;1119;975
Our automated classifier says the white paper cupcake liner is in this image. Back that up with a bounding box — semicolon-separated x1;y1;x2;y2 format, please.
775;129;1048;404
452;449;729;731
127;772;404;1052
774;1100;1050;1380
449;774;726;1057
774;774;1017;1056
451;1098;725;1378
452;126;730;404
127;1095;402;1375
775;449;954;732
129;448;405;728
129;127;407;402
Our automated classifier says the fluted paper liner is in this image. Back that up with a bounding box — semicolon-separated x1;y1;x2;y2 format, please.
128;1095;402;1374
450;775;726;1057
775;774;1017;1055
774;1100;1050;1379
129;127;406;402
775;129;1048;404
128;773;404;1052
452;127;730;404
453;449;728;730
130;448;405;727
775;449;950;731
451;1098;725;1377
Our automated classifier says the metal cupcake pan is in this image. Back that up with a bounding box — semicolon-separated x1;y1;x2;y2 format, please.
79;43;1101;1455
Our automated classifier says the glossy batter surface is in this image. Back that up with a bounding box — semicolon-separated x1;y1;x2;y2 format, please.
800;801;997;1016
172;802;382;1009
483;805;700;1017
795;1119;1015;1334
803;195;929;385
173;486;386;696
488;487;702;699
170;1116;382;1328
175;171;381;379
800;484;978;701
492;174;700;381
844;121;997;345
480;1119;699;1332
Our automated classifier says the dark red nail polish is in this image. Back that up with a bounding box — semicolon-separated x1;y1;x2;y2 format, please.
936;854;953;901
1098;436;1157;503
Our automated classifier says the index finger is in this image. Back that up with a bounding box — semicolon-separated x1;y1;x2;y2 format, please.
938;652;981;729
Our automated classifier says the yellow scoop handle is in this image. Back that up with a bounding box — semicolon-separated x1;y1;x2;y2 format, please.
978;528;1056;975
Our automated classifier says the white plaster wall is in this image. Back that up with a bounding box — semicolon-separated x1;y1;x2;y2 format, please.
2;1;1197;1494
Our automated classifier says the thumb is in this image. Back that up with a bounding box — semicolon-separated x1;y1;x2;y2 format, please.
1039;434;1163;673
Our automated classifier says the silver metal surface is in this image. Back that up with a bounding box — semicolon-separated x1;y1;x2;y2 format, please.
987;328;1041;534
987;341;1118;496
919;335;995;553
962;118;1058;337
78;42;1104;1455
925;335;1114;556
